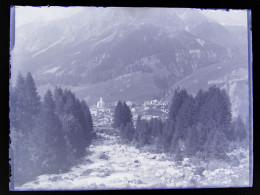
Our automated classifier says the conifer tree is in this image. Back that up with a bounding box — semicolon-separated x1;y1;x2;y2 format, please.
80;100;94;141
205;129;228;160
10;72;26;132
168;88;189;122
168;92;193;153
24;72;41;117
138;119;149;146
39;90;67;172
10;72;42;184
23;72;41;133
121;102;133;127
113;101;123;128
134;115;142;142
231;115;247;142
149;118;163;144
54;87;65;115
121;122;135;142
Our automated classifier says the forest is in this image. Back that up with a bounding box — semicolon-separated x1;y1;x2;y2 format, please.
114;86;248;161
9;72;94;186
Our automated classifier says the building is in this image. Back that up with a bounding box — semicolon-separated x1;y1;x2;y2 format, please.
143;101;151;107
90;110;98;116
151;99;158;105
97;97;105;108
133;114;139;120
126;101;133;107
144;106;149;111
142;115;153;120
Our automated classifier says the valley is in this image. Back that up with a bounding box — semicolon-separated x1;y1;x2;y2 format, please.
10;7;252;190
16;122;249;190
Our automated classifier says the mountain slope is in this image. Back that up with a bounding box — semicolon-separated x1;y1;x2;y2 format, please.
167;57;249;119
11;8;249;118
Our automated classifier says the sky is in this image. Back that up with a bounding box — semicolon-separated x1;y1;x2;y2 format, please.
199;9;248;26
14;6;248;27
15;6;85;27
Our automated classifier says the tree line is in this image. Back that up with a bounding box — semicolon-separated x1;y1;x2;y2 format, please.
113;86;248;161
9;72;94;186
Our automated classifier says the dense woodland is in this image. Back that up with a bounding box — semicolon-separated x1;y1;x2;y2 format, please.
114;86;248;162
9;72;94;186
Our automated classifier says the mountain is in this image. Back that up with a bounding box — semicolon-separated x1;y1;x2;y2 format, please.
166;57;249;119
11;8;249;118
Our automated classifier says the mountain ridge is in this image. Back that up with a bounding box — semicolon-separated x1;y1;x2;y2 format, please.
11;8;249;119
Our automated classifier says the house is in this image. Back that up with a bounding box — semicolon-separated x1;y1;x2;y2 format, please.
151;99;158;105
133;114;138;120
142;115;153;120
126;101;133;107
144;106;149;111
143;101;151;107
90;110;98;116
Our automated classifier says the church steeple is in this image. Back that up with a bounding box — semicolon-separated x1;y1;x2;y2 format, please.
97;97;105;108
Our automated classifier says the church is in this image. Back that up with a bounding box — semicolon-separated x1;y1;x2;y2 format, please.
96;97;105;108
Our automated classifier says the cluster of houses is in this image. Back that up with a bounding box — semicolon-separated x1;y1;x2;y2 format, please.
129;99;170;122
90;97;170;127
90;97;114;127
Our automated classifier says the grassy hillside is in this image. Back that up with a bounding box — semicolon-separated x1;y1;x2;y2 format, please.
37;72;162;106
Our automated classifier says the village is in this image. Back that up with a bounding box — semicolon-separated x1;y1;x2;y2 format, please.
90;97;170;127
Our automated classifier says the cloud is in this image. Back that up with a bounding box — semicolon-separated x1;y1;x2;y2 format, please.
199;9;248;26
15;6;84;27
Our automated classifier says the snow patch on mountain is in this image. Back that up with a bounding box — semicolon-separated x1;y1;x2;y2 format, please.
71;60;77;65
91;32;118;49
189;49;201;58
70;51;81;56
32;37;66;58
196;38;205;46
115;73;134;81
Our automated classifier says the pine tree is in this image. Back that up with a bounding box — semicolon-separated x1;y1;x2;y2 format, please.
138;119;149;146
24;72;41;117
134;115;142;142
231;115;247;142
205;129;228;160
113;101;123;128
54;87;65;115
39;90;67;172
169;93;194;153
9;85;18;130
201;86;232;135
121;102;133;127
80;100;94;142
121;122;135;142
10;72;26;132
149;118;163;144
161;120;174;152
10;72;42;185
62;90;86;157
22;72;41;133
168;88;189;122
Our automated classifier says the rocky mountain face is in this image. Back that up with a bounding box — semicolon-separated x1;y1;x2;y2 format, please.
11;8;249;118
